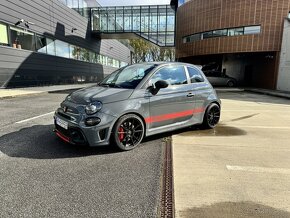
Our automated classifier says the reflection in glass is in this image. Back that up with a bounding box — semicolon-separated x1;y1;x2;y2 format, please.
244;26;261;35
116;7;124;31
36;34;47;53
55;40;70;58
124;7;132;31
108;7;116;31
132;7;140;31
46;38;55;55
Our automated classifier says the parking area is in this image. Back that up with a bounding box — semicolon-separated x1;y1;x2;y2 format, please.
173;91;290;218
0;92;164;218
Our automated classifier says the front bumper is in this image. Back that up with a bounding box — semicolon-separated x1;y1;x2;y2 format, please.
54;108;117;146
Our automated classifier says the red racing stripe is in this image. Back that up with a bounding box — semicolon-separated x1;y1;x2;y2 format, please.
55;130;70;143
145;107;205;124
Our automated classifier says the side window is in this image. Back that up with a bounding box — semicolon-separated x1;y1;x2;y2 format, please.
187;67;205;83
150;66;188;86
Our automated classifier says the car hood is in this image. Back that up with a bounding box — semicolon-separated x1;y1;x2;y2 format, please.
69;85;134;104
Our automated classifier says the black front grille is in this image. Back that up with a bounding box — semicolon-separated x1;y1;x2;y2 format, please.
55;122;87;145
57;112;72;120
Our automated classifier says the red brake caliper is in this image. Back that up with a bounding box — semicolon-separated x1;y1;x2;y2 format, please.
118;127;125;141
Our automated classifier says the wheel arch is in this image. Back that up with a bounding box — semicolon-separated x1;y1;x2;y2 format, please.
112;111;147;135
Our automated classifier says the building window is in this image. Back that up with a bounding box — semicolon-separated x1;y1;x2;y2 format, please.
55;40;70;58
202;31;213;39
66;0;73;8
10;27;36;51
90;51;97;63
35;34;47;53
0;23;8;45
79;48;90;62
183;25;261;43
244;26;261;35
107;57;113;67
70;45;80;60
212;29;227;37
46;38;56;55
227;28;235;36
0;20;128;67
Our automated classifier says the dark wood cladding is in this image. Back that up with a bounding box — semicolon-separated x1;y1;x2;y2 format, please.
176;0;290;58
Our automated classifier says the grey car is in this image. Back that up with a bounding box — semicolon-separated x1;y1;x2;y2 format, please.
54;62;221;150
203;70;237;87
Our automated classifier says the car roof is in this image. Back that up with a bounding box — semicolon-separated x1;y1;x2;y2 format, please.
143;61;199;68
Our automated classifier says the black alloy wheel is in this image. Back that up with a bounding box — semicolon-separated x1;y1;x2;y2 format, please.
113;114;145;151
202;103;220;129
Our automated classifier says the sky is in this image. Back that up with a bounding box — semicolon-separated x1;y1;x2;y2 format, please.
97;0;171;6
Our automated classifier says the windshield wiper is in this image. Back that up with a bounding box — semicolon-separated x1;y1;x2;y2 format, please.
99;83;122;88
99;83;110;87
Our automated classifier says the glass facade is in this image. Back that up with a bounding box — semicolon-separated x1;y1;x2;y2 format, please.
59;0;100;17
0;22;128;68
91;5;176;47
183;25;262;43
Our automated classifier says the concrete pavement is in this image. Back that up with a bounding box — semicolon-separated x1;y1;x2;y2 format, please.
173;91;290;218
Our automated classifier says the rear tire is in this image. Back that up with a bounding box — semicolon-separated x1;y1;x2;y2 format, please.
202;103;220;129
227;80;235;87
112;114;145;151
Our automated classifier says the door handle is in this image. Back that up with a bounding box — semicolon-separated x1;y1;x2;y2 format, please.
187;93;195;98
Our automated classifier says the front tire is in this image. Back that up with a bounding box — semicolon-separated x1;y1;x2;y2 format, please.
112;114;145;151
202;103;220;129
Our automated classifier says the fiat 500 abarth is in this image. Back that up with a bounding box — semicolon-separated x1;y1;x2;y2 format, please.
54;62;221;150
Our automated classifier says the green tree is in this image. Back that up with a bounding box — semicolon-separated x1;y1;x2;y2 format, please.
129;39;175;63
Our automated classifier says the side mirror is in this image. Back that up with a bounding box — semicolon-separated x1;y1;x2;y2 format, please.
148;80;169;95
155;80;169;89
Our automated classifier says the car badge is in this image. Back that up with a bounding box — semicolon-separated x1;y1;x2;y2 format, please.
63;106;68;112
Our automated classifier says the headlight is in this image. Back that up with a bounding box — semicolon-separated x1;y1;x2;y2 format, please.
66;94;72;101
85;101;102;115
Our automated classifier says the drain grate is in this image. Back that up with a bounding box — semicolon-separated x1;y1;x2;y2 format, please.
160;137;175;218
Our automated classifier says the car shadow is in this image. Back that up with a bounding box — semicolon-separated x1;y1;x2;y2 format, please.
0;124;239;160
0;125;120;159
0;124;170;160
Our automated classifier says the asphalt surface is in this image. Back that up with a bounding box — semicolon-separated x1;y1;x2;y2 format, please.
0;91;164;218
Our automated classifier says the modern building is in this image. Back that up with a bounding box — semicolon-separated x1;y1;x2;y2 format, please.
0;0;131;88
175;0;290;90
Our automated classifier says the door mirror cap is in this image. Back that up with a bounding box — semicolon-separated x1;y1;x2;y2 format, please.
155;80;169;89
148;80;169;95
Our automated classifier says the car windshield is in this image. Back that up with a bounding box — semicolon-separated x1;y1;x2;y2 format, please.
99;64;157;89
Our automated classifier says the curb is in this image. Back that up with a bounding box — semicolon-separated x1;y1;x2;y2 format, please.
0;87;87;100
0;92;45;100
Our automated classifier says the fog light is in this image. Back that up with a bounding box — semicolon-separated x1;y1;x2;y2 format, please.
85;117;101;126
